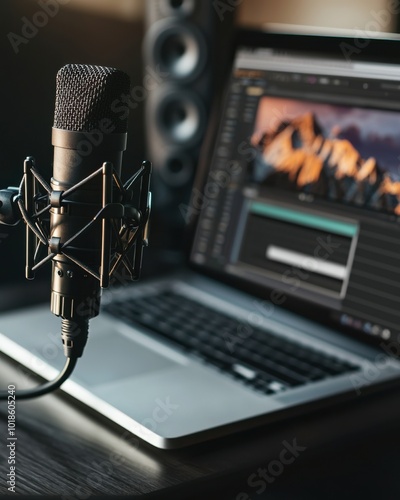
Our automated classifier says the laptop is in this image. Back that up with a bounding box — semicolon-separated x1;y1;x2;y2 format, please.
2;27;400;449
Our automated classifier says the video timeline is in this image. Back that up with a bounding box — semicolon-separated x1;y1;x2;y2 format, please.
238;201;358;299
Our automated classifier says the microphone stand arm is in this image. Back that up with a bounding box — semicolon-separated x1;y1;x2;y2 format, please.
0;186;21;227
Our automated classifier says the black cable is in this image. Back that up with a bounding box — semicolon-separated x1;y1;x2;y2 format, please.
0;357;77;400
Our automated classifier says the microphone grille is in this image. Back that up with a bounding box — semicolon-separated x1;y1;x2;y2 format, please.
53;64;130;133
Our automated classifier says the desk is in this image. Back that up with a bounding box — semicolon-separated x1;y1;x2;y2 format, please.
1;354;400;499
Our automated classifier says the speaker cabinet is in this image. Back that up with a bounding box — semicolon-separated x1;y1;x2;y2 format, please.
143;0;235;246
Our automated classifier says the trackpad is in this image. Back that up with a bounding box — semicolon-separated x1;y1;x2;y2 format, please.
72;335;175;387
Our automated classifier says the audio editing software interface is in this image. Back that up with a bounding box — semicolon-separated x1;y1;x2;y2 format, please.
191;44;400;343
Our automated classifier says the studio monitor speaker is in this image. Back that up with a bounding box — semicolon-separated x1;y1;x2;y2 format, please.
143;0;236;246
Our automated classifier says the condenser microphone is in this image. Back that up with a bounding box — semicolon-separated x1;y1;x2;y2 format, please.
50;64;130;358
0;63;151;400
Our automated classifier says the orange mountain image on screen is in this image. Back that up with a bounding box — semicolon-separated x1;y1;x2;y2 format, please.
250;106;400;215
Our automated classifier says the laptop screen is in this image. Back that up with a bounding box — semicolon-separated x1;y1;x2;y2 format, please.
190;30;400;345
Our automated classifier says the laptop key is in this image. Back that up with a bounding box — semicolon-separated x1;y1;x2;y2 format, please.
232;363;257;380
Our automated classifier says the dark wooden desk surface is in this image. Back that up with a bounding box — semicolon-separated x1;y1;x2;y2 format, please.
1;350;400;499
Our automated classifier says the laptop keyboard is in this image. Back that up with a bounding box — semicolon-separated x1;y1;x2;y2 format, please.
104;289;359;395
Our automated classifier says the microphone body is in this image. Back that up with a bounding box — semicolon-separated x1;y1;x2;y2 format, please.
48;64;130;357
50;130;127;353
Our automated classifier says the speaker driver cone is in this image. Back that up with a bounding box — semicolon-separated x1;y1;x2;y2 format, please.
146;20;207;82
156;89;206;145
159;151;194;187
